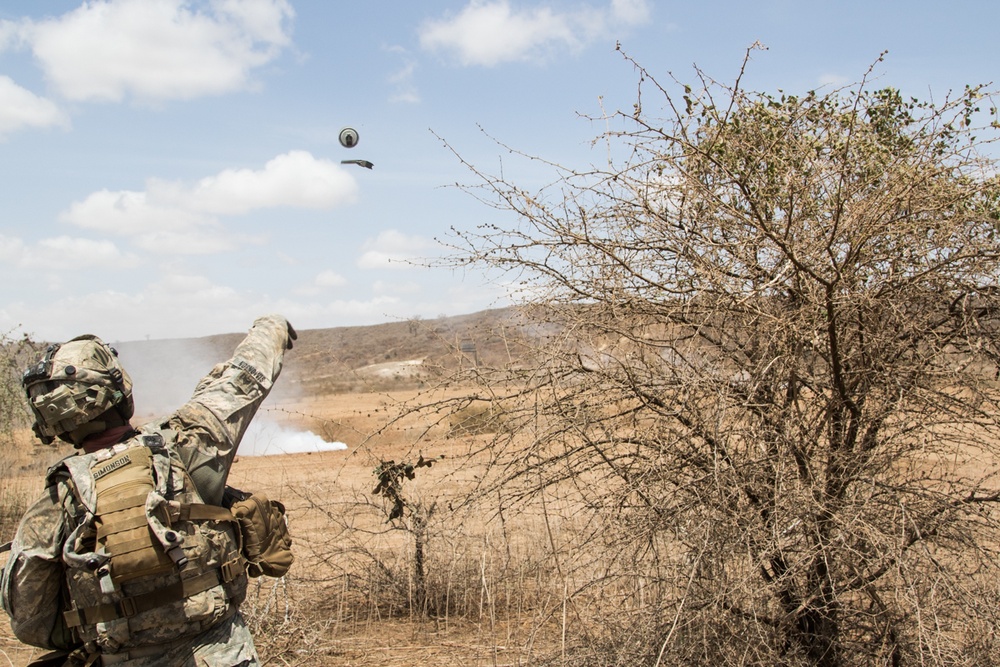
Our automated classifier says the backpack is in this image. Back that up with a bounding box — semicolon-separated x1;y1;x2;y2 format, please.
53;432;272;651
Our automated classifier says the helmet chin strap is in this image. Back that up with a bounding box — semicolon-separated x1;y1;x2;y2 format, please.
62;420;109;447
61;407;130;448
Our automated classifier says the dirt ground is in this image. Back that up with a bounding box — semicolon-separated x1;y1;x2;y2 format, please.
0;389;562;667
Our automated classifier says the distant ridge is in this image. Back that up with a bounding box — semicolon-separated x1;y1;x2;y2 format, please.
114;308;524;411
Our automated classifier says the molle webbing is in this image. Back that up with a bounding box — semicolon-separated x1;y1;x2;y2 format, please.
61;563;241;628
93;446;172;583
58;436;252;647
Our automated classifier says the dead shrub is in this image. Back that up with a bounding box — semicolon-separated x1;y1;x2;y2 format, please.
447;399;508;437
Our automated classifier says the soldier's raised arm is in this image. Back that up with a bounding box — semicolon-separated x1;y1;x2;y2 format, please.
157;314;296;505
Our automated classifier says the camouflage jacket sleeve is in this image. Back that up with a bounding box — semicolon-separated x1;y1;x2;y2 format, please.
157;314;291;506
1;480;76;650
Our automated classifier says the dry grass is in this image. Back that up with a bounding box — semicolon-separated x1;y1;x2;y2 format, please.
0;430;64;544
3;310;999;665
227;389;576;666
5;381;1000;666
0;388;576;667
0;429;68;667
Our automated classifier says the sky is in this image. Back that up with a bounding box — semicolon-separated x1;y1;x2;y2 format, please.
0;0;997;343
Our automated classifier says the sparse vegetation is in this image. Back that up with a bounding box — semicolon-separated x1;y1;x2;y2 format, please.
0;330;49;546
5;51;1000;667
424;48;1000;666
447;398;510;436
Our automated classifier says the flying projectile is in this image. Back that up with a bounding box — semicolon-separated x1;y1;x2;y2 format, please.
338;128;372;168
341;159;374;169
339;127;359;148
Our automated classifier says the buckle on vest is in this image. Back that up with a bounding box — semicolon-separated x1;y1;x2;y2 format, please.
221;558;243;583
63;608;84;628
118;597;137;618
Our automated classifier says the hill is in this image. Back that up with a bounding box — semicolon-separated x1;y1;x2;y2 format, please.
113;307;525;414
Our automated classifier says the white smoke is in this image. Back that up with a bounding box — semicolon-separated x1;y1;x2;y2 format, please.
240;420;347;457
113;336;345;457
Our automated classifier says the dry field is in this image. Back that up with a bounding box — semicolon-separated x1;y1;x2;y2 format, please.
0;385;574;667
1;311;584;666
231;389;575;667
7;310;996;665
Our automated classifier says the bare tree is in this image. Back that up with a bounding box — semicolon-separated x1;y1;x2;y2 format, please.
428;49;1000;665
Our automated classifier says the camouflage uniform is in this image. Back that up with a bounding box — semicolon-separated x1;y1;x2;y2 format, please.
1;314;292;666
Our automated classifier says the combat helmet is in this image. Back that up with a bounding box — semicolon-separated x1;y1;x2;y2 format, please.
22;335;134;446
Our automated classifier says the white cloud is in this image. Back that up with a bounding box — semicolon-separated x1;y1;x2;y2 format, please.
0;233;139;268
611;0;651;24
390;88;420;105
60;189;234;255
388;59;420;104
418;0;650;66
0;263;503;342
21;0;294;103
134;228;238;255
293;268;347;295
214;0;294;46
314;269;347;288
358;230;439;270
0;273;247;341
149;273;239;303
373;279;421;295
0;20;24;50
0;76;68;138
420;1;575;67
63;189;215;234
176;151;358;214
61;151;358;255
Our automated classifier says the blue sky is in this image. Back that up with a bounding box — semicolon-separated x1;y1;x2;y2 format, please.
0;0;996;342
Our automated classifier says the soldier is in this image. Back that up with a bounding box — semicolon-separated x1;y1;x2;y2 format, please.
1;314;296;666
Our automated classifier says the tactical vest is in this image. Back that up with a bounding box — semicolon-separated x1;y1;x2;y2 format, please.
53;431;247;654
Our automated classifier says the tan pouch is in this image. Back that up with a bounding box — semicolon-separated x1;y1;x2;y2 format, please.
230;493;293;578
94;446;173;583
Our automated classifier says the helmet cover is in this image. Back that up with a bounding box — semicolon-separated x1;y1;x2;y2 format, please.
22;335;134;444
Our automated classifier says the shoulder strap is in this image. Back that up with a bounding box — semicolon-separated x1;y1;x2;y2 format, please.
43;452;78;486
177;504;236;523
